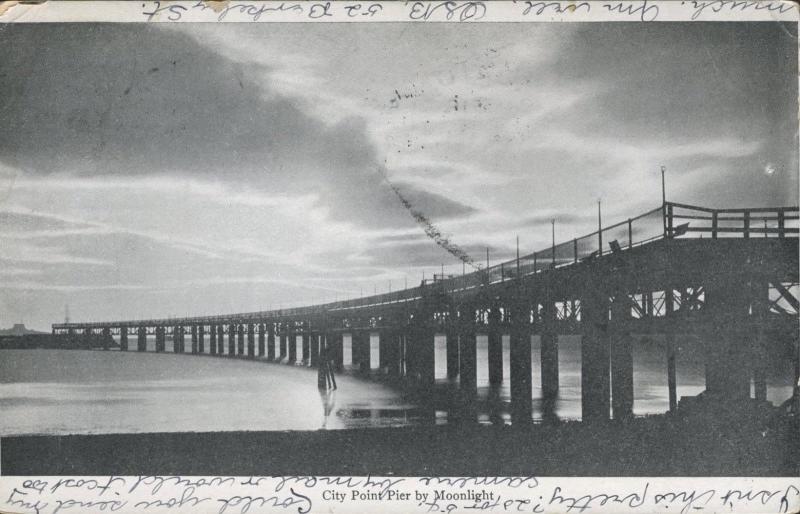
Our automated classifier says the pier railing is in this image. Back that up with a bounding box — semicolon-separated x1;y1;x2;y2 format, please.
665;202;800;239
515;206;665;277
445;202;799;293
53;202;799;328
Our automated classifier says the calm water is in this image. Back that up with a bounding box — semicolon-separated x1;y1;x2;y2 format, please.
0;336;793;435
0;350;415;436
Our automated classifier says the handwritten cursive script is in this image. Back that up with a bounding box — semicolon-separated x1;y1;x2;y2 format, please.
3;476;799;514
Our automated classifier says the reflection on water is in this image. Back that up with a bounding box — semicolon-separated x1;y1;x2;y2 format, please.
317;346;338;428
449;334;793;421
0;350;415;436
0;338;794;436
318;389;337;428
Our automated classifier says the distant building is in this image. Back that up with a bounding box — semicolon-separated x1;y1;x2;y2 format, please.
0;324;48;336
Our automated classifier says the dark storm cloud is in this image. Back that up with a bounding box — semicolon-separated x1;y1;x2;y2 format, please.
516;22;798;206
0;24;473;228
527;23;795;138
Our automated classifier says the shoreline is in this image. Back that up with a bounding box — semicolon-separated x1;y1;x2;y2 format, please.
3;414;797;476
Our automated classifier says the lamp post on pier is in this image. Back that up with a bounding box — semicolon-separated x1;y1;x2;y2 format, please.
661;165;667;238
598;199;603;256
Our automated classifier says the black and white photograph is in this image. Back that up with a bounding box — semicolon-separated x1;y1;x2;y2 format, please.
0;1;798;504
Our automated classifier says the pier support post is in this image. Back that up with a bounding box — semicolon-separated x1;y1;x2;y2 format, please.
540;299;559;420
138;326;146;352
228;324;236;356
287;325;296;364
488;305;503;386
411;309;436;389
173;326;180;353
258;323;266;357
610;293;634;421
398;328;411;377
101;328;110;351
704;336;750;400
446;322;459;380
509;297;532;424
666;289;678;412
198;325;205;354
391;328;404;377
302;325;310;366
120;327;128;352
247;323;255;358
421;325;436;388
191;325;197;354
316;332;325;371
280;325;288;362
210;324;217;355
452;303;477;424
354;330;368;374
316;332;326;367
459;304;478;398
276;325;282;361
309;331;317;366
217;325;225;356
237;324;245;356
581;289;611;422
380;328;398;376
156;326;165;353
752;280;770;402
398;330;408;377
703;277;751;402
267;323;276;360
325;331;344;371
378;329;390;373
309;329;319;367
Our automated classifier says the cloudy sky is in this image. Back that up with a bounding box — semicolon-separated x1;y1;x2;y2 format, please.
0;22;796;329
